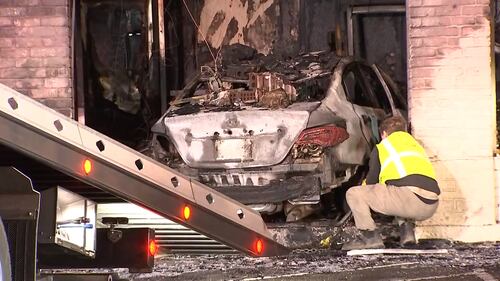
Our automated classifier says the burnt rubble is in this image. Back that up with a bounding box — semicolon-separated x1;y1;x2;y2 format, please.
119;240;500;281
168;44;340;116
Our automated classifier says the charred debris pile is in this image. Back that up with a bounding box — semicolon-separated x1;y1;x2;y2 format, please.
168;45;341;116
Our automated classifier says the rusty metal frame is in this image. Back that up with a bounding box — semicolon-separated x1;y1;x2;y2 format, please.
0;83;289;257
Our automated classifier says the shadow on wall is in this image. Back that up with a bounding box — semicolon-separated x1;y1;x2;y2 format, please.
416;152;466;236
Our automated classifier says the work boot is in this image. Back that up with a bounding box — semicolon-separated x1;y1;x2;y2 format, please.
341;230;385;251
399;222;416;246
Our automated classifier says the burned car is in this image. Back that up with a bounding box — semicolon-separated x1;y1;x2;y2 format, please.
150;48;406;222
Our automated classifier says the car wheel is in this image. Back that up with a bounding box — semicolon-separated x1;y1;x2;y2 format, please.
338;166;368;207
0;217;12;281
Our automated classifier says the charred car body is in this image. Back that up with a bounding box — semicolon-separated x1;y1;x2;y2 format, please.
150;47;406;222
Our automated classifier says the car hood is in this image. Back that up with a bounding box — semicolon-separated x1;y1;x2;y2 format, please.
154;106;316;169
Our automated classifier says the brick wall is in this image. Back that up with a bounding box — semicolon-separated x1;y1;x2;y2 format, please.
407;0;500;241
0;0;73;117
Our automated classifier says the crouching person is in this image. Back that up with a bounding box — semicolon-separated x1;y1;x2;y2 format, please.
342;116;440;251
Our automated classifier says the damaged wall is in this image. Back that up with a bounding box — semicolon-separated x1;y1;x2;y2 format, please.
0;0;73;117
172;0;406;89
196;0;405;55
408;1;500;241
198;0;299;55
171;0;301;86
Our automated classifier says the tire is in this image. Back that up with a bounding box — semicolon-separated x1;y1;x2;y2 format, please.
0;217;12;281
335;166;368;210
321;166;367;225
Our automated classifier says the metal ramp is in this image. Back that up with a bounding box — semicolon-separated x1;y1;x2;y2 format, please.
0;83;289;257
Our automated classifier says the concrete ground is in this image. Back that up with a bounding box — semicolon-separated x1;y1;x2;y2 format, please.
119;241;500;281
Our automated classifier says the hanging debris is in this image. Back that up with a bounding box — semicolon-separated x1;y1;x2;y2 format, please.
86;1;146;115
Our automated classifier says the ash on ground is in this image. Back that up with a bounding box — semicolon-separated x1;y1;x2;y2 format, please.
119;241;499;281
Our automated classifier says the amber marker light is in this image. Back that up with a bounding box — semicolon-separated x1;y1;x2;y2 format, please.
83;159;92;175
148;240;158;256
183;205;191;220
255;239;264;255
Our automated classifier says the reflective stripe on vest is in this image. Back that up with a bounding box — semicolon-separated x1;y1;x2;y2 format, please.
377;132;436;184
380;141;428;177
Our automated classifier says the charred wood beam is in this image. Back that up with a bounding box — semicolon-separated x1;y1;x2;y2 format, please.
72;0;85;123
164;0;185;113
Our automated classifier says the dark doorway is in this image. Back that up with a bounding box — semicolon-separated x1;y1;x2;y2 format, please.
74;0;159;148
349;5;407;97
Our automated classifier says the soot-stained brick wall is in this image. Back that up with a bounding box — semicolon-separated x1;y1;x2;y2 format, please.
0;0;72;117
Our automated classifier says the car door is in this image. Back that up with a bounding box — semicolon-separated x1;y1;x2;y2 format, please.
358;64;398;142
371;64;408;119
342;63;386;146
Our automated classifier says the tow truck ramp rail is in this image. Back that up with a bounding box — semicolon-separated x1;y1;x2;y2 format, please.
0;83;289;257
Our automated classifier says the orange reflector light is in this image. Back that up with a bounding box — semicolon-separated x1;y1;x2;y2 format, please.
83;159;92;175
255;239;264;255
183;206;191;220
148;240;158;256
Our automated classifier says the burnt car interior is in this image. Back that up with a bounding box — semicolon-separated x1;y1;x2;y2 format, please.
165;48;338;116
72;0;408;222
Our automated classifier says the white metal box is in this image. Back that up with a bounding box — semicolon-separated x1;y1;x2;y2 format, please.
38;187;96;258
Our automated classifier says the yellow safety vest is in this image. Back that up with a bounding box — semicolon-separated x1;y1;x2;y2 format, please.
377;131;436;184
